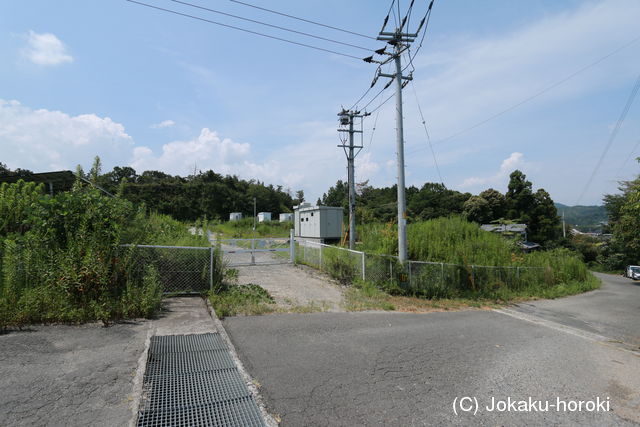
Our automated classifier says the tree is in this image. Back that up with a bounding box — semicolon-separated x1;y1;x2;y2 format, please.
463;196;492;223
605;158;640;266
321;180;348;209
294;190;305;204
89;156;102;184
479;188;506;220
505;170;534;222
528;189;561;244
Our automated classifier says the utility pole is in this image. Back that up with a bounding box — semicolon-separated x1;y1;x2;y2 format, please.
338;109;368;250
562;210;566;238
373;16;423;264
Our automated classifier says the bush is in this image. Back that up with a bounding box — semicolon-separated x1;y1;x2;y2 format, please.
0;180;203;329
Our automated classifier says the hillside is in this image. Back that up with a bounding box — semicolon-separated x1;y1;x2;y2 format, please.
555;203;607;231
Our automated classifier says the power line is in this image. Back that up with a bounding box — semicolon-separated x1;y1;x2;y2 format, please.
407;33;640;154
576;72;640;204
366;110;381;153
168;0;373;52
126;0;363;60
411;80;443;186
229;0;376;40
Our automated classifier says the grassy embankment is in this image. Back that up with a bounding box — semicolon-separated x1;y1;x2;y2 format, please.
344;216;599;306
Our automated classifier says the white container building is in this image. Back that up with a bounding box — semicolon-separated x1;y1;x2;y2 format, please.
279;213;293;222
229;212;243;221
257;212;272;222
294;204;343;240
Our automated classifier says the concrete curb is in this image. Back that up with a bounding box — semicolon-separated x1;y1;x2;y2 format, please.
205;298;280;427
129;324;154;427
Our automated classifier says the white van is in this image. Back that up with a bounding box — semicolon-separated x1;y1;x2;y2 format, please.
624;265;640;280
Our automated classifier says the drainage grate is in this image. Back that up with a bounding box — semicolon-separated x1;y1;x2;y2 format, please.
137;397;266;427
137;333;266;427
149;333;229;354
145;350;237;377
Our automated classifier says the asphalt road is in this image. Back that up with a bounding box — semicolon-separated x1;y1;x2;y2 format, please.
0;297;223;427
0;322;149;426
225;302;640;425
513;272;640;351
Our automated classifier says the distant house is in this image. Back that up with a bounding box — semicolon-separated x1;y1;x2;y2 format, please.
0;170;75;195
480;223;527;239
229;212;243;221
518;241;541;252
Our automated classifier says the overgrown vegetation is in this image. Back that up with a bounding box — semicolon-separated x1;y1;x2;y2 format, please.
208;283;276;318
345;216;597;300
209;217;292;238
0;173;215;330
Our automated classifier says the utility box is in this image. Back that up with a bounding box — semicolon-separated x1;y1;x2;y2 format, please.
279;213;293;223
294;204;343;240
257;212;272;222
229;212;243;221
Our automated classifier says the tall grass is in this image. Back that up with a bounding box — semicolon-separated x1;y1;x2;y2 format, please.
354;216;597;300
210;218;292;238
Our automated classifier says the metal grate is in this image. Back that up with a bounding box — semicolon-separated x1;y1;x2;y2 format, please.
137;397;266;427
149;333;228;354
137;333;266;427
145;351;237;377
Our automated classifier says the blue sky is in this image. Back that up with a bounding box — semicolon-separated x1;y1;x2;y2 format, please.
1;0;639;206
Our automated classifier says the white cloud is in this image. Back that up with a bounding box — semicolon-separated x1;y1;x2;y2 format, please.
22;30;73;66
0;99;132;171
150;119;175;129
460;152;524;189
131;128;251;175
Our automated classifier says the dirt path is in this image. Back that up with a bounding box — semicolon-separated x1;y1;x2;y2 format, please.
236;263;345;311
217;238;345;311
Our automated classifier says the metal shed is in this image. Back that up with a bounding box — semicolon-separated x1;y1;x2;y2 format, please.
229;212;243;221
294;204;343;240
257;212;272;222
279;213;293;222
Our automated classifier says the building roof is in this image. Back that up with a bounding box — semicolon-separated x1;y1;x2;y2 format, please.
480;223;527;233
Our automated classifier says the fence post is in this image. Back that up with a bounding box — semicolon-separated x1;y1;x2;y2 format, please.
362;252;366;281
390;259;393;280
408;261;412;288
251;238;255;265
471;265;475;288
209;247;214;291
289;229;295;263
441;262;444;285
319;244;323;269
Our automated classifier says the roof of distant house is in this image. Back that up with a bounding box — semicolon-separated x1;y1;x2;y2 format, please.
480;223;527;233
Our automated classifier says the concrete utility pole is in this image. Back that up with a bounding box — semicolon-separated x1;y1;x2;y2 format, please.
376;23;420;264
338;109;368;250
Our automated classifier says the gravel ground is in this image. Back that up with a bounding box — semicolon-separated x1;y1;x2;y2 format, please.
219;239;345;311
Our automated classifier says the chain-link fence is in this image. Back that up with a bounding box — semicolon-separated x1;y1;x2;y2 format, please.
296;238;549;295
123;245;220;294
215;236;293;267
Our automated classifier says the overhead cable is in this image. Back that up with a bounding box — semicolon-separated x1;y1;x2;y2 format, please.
168;0;373;52
576;72;640;205
229;0;376;40
126;0;363;60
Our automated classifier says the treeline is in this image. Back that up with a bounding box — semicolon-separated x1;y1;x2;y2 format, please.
595;160;640;269
90;162;302;221
320;170;561;245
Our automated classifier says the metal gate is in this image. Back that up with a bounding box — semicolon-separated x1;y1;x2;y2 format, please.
212;230;295;267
